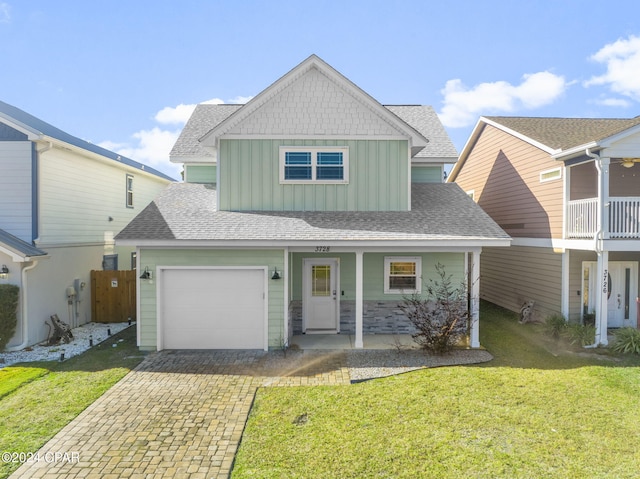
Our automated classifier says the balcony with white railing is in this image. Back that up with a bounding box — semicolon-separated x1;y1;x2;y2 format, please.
567;197;640;239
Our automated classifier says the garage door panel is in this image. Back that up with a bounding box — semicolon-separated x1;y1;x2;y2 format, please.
161;268;265;350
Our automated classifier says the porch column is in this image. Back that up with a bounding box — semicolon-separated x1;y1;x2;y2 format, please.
561;250;570;320
470;250;480;348
355;250;364;348
595;250;609;346
597;157;611;240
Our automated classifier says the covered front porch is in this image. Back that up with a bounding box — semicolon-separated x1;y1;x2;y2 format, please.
283;247;482;349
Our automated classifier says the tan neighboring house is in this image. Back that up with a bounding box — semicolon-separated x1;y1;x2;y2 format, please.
448;116;640;346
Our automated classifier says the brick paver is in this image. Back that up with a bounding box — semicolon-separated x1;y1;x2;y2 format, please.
9;350;350;479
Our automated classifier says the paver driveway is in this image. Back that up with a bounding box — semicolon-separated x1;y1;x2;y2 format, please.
10;349;350;479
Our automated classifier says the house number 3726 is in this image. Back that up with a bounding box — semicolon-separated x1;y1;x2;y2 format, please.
315;246;331;252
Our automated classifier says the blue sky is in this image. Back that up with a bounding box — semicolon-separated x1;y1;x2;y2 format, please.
1;0;640;179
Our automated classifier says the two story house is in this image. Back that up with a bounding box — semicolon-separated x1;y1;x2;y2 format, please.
449;116;640;346
116;55;510;351
0;100;174;349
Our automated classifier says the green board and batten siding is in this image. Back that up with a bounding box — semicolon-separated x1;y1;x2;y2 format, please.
138;249;285;350
219;139;409;211
411;166;443;183
185;164;216;184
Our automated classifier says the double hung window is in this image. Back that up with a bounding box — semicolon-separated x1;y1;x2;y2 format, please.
384;256;422;294
280;147;349;183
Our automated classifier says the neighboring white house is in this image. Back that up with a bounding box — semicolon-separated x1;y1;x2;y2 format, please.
116;55;510;352
0;100;174;349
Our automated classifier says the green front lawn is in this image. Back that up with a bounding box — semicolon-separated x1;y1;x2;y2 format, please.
233;303;640;479
0;327;145;479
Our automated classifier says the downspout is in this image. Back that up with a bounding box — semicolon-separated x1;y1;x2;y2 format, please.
6;260;40;351
33;141;52;246
585;148;603;348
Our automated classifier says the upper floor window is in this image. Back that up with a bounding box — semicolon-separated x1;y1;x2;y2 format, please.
280;147;349;184
126;174;134;208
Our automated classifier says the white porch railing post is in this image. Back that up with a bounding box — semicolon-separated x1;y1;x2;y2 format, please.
470;250;480;348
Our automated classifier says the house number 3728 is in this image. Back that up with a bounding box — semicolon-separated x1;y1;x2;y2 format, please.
315;246;331;252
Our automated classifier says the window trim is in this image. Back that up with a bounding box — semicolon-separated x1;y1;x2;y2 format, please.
126;174;134;208
384;256;422;294
279;146;349;184
540;167;561;183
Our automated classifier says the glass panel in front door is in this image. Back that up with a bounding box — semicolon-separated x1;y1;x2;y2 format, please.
312;265;331;297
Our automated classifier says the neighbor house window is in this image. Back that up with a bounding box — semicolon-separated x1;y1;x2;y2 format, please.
280;147;349;183
540;167;561;183
384;256;421;294
126;174;134;208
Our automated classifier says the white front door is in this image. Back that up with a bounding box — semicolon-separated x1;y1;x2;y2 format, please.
303;258;339;333
607;262;638;328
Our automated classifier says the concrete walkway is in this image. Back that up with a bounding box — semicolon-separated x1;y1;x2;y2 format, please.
9;349;351;479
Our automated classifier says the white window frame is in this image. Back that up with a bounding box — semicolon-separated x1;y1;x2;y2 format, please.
279;146;349;184
540;167;562;183
126;174;134;208
384;256;422;294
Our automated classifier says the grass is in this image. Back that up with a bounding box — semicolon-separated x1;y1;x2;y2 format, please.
0;326;145;479
232;302;640;479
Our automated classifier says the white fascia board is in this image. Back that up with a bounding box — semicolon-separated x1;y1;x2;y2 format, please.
120;238;511;250
551;141;598;161
171;155;216;164
411;157;457;164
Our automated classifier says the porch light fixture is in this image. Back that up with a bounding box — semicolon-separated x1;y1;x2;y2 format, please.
0;265;8;279
139;266;152;280
271;268;281;280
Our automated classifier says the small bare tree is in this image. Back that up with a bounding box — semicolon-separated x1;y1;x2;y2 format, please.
398;263;469;354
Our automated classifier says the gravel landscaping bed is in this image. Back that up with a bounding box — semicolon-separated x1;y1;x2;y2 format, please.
0;322;133;368
347;348;493;382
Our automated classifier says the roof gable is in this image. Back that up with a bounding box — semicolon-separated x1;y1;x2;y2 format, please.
200;55;429;156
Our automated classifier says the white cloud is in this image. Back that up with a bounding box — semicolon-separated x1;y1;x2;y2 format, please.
438;72;567;128
154;98;225;125
593;97;631;108
228;95;253;104
585;35;640;102
0;3;10;23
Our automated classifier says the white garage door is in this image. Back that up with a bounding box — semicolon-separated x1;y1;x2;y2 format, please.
161;268;266;350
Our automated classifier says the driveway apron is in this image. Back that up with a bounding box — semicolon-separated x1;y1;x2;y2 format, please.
9;349;350;479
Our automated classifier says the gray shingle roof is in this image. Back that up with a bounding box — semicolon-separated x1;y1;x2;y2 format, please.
169;104;242;158
386;105;458;159
485;116;640;151
170;104;458;161
0;229;47;258
0;100;175;181
116;183;509;243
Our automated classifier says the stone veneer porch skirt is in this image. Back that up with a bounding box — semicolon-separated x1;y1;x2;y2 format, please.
290;300;416;335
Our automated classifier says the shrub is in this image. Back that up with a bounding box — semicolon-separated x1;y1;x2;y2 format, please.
398;263;469;355
566;322;596;347
611;328;640;355
543;314;567;339
0;284;20;351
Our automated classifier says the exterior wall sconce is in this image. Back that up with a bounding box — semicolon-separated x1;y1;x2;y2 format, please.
140;266;153;280
271;267;281;280
0;265;9;280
